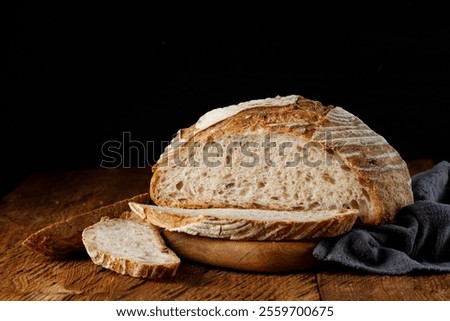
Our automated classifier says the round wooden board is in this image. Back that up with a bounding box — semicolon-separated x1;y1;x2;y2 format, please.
162;230;322;273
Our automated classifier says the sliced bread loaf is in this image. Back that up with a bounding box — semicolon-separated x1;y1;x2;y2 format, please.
128;202;359;241
82;218;180;278
150;95;413;226
23;193;150;258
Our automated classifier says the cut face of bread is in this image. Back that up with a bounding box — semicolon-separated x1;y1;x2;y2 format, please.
82;218;180;278
151;95;413;225
155;132;371;219
129;203;359;241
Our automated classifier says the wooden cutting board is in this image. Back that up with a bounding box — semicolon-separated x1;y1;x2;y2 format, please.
162;230;322;273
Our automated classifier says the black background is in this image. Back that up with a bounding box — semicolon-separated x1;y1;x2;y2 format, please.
4;2;450;196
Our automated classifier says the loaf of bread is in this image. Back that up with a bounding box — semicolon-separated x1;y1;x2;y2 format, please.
150;95;413;232
82;218;180;278
22;95;415;277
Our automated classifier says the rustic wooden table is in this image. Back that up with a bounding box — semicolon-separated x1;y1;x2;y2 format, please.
1;159;449;301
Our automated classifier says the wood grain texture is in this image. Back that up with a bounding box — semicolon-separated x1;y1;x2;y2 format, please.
0;167;319;301
162;231;321;273
0;160;444;301
406;158;435;177
316;271;450;301
0;168;150;300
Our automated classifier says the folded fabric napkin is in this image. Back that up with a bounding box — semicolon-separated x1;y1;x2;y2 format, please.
313;160;450;274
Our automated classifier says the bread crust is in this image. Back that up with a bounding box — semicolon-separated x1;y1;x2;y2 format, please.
22;193;150;257
82;218;180;278
129;203;359;241
150;95;413;225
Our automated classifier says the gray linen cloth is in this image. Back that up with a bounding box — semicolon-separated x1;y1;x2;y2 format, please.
313;161;450;274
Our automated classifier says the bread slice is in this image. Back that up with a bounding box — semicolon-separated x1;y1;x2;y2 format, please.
82;218;180;278
128;202;359;241
150;95;413;225
22;193;150;258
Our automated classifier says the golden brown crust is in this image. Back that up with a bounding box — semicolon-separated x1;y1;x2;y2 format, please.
130;203;359;241
22;193;150;257
83;242;180;278
150;95;413;226
316;107;413;224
